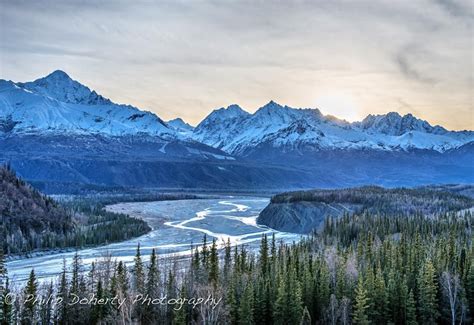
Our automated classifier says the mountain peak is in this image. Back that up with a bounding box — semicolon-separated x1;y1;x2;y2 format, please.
210;104;249;120
262;100;283;109
19;70;112;105
225;104;246;113
167;118;194;133
45;70;72;81
359;111;446;136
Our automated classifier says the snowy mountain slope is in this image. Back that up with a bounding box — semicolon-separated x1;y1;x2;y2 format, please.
192;101;474;155
167;118;194;136
193;104;251;149
0;71;173;137
355;112;447;136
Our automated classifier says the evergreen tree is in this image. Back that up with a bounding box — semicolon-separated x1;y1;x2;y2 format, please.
90;279;105;324
116;261;129;297
260;234;269;276
69;251;84;322
300;306;311;325
274;265;303;325
133;245;146;321
209;238;219;285
201;235;209;271
144;248;160;322
56;259;69;324
21;269;38;324
228;273;240;324
418;260;439;324
1;278;11;325
254;278;272;325
406;289;418;325
173;283;188;325
317;260;331;317
133;243;145;294
373;265;388;324
353;277;370;325
238;281;254;325
88;261;96;292
39;282;53;325
223;238;232;281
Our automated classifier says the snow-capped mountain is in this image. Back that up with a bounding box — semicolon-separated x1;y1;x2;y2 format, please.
356;112;448;136
167;118;194;136
192;101;473;155
193;104;250;149
0;70;174;137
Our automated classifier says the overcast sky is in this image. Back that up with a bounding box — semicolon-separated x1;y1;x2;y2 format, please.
0;0;472;129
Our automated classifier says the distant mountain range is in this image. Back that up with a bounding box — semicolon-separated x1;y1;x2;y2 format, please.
192;101;473;156
0;70;472;192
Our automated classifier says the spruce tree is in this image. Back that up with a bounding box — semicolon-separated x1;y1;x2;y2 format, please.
69;251;83;322
144;248;160;322
223;238;232;281
56;259;69;324
238;281;254;325
260;234;269;276
353;277;370;325
116;261;129;297
201;235;209;271
274;265;303;325
318;261;331;316
228;274;239;324
39;282;53;325
90;279;105;324
300;306;311;325
418;260;439;324
209;238;219;285
1;278;11;325
133;243;145;294
406;289;417;325
146;248;159;296
373;265;388;324
173;283;188;325
22;269;38;324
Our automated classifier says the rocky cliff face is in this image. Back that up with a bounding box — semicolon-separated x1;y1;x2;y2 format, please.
258;201;362;233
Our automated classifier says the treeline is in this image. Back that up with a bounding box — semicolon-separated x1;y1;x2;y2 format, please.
1;210;473;324
60;192;204;209
0;166;150;255
270;186;473;216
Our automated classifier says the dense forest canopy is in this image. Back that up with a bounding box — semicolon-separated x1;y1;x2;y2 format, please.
270;186;474;215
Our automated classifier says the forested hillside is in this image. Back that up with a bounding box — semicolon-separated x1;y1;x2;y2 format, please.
269;186;473;212
259;186;474;233
1;207;472;324
0;166;150;255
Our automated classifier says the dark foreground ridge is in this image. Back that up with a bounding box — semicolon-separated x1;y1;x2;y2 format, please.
0;166;150;255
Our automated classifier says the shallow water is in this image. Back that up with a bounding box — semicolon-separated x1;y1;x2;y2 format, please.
6;197;301;283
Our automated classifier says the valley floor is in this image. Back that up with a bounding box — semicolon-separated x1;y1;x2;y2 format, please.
6;196;302;283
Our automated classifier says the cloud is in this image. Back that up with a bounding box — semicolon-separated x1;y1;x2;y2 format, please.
0;0;472;130
432;0;473;18
394;47;437;84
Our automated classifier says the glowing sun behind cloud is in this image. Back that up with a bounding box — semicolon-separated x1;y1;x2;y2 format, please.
315;93;361;122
